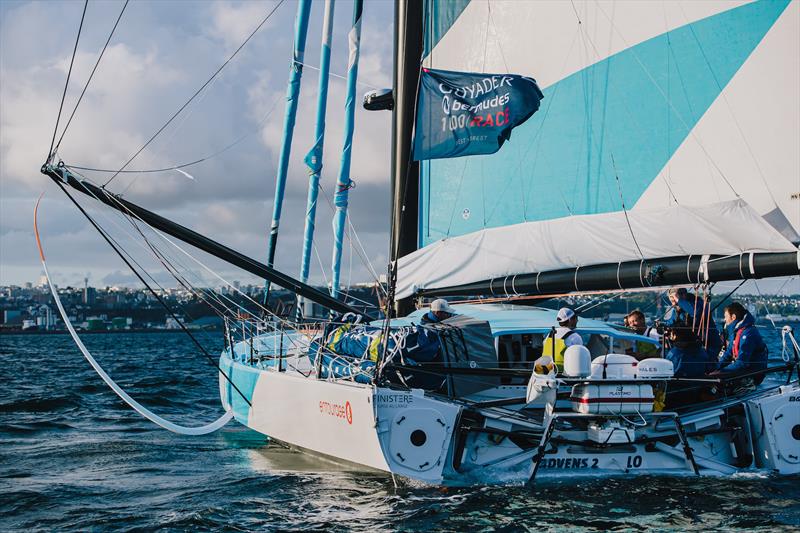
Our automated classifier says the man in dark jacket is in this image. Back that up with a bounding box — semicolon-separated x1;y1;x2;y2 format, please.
665;325;716;378
715;302;768;379
663;323;716;407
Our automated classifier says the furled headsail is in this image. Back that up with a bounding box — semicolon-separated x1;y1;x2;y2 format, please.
397;0;799;299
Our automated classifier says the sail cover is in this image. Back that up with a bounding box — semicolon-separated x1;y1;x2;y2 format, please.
402;0;799;296
397;199;797;298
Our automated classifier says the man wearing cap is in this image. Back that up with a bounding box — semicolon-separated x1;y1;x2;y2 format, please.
541;307;583;372
421;299;457;324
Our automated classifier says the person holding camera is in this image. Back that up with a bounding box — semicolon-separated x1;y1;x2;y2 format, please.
663;287;723;358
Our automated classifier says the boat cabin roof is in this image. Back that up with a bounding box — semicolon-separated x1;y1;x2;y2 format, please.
397;303;656;344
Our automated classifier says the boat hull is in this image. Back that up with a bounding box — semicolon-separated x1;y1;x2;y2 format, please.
220;349;800;485
220;354;391;472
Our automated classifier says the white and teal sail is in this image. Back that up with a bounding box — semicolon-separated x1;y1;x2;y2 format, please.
398;0;799;298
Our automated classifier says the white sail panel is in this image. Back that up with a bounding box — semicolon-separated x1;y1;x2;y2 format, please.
417;0;795;251
396;199;798;299
426;1;743;86
635;0;800;242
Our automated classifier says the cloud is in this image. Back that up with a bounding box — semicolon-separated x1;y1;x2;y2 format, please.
0;0;394;291
209;0;282;51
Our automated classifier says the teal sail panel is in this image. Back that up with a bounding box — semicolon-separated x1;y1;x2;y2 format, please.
424;0;471;56
419;0;790;247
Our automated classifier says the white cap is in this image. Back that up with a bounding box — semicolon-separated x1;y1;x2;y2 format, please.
431;299;455;314
556;307;576;322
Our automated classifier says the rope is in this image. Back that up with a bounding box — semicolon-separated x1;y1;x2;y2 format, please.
781;326;800;364
102;0;286;187
47;0;88;162
34;196;233;435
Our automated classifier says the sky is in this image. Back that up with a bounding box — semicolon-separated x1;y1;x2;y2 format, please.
0;0;796;296
1;0;394;290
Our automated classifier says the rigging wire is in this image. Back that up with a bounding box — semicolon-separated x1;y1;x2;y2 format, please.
710;279;746;314
54;0;130;156
610;153;644;259
77;176;314;345
317;182;384;292
677;2;780;210
47;0;88;162
67;93;282;177
486;2;510;73
102;0;286;188
576;290;629;314
752;279;780;331
294;60;381;90
64;165;309;347
592;0;740;199
71;176;241;326
72;171;354;351
53;179;253;406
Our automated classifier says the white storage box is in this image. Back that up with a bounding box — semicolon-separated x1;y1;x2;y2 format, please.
570;383;655;415
588;421;635;444
636;358;674;379
590;354;638;379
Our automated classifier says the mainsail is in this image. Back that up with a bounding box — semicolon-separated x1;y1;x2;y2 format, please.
398;0;799;299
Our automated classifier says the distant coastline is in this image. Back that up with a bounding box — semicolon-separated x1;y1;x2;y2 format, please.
0;327;221;335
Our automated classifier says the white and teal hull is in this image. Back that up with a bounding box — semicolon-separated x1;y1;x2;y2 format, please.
219;339;800;486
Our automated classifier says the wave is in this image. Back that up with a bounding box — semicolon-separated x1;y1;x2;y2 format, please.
0;396;80;413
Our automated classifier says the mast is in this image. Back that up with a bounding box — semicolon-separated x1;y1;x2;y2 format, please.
330;0;363;300
389;0;423;317
42;165;366;317
264;0;312;302
298;0;336;317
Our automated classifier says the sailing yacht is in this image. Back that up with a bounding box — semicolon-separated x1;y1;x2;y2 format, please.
214;0;800;484
40;0;799;485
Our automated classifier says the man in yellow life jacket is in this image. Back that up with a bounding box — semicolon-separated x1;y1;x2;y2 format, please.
541;307;583;372
624;309;661;360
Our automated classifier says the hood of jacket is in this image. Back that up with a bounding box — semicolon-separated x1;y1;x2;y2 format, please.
733;311;756;332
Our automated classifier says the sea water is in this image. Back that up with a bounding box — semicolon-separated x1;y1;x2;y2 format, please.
1;329;799;531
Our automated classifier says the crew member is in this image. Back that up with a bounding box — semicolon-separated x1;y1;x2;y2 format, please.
712;302;768;385
665;325;716;378
624;309;660;360
421;299;457;324
541;307;583;372
664;287;722;358
663;323;716;407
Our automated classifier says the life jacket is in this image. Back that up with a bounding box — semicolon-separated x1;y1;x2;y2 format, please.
732;328;745;360
541;327;576;372
634;330;660;359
